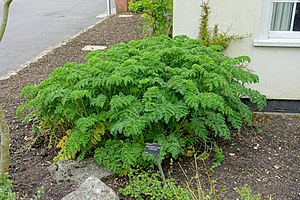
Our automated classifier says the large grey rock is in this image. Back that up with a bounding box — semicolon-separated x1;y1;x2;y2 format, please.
47;158;113;184
62;176;119;200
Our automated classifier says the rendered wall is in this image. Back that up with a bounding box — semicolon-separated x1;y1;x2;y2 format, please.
173;0;300;100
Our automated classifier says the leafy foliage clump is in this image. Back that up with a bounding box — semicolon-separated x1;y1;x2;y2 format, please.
17;35;266;174
129;0;173;37
237;185;262;200
0;173;15;200
120;170;192;200
210;143;225;172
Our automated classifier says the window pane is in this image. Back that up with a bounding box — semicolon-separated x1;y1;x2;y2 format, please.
293;3;300;31
271;2;294;31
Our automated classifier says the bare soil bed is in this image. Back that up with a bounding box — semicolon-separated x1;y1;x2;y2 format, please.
0;14;299;200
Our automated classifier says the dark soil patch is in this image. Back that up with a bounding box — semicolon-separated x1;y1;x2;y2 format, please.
0;14;299;200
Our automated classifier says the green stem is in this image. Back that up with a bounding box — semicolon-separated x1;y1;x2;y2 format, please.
81;99;88;116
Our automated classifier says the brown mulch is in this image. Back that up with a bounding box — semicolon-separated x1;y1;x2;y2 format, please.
0;14;299;200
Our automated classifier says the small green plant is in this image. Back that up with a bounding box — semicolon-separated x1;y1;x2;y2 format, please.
0;173;15;200
199;1;250;48
195;140;224;173
129;0;173;37
0;174;44;200
19;187;45;200
120;170;192;200
210;143;225;173
33;187;45;200
18;35;266;174
237;185;262;200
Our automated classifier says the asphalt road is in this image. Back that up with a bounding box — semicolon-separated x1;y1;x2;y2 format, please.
0;0;113;79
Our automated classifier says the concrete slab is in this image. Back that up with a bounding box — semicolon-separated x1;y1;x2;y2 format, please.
82;45;107;51
118;14;133;18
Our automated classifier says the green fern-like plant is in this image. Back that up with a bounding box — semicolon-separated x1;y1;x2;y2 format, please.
18;35;266;174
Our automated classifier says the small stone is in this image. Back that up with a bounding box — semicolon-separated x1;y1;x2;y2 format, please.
118;14;133;18
274;165;280;170
229;153;235;156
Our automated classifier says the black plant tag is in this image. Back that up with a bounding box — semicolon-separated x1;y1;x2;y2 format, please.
145;143;160;155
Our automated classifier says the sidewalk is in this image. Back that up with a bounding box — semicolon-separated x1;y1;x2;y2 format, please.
0;0;111;79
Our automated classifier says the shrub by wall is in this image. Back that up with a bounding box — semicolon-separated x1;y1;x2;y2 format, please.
17;35;266;174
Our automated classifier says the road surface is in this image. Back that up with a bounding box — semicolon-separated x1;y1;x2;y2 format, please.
0;0;113;79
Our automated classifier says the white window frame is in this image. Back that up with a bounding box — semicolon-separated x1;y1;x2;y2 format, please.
254;0;300;47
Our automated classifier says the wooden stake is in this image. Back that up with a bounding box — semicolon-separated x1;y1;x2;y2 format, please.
0;106;10;173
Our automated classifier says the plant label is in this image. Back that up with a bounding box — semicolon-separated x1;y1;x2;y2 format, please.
145;143;160;155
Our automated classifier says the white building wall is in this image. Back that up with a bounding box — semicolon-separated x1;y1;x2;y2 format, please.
173;0;300;100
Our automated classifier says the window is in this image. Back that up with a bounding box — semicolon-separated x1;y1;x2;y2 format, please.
254;0;300;47
271;2;300;31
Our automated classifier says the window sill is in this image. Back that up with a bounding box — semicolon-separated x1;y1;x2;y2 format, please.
253;39;300;47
